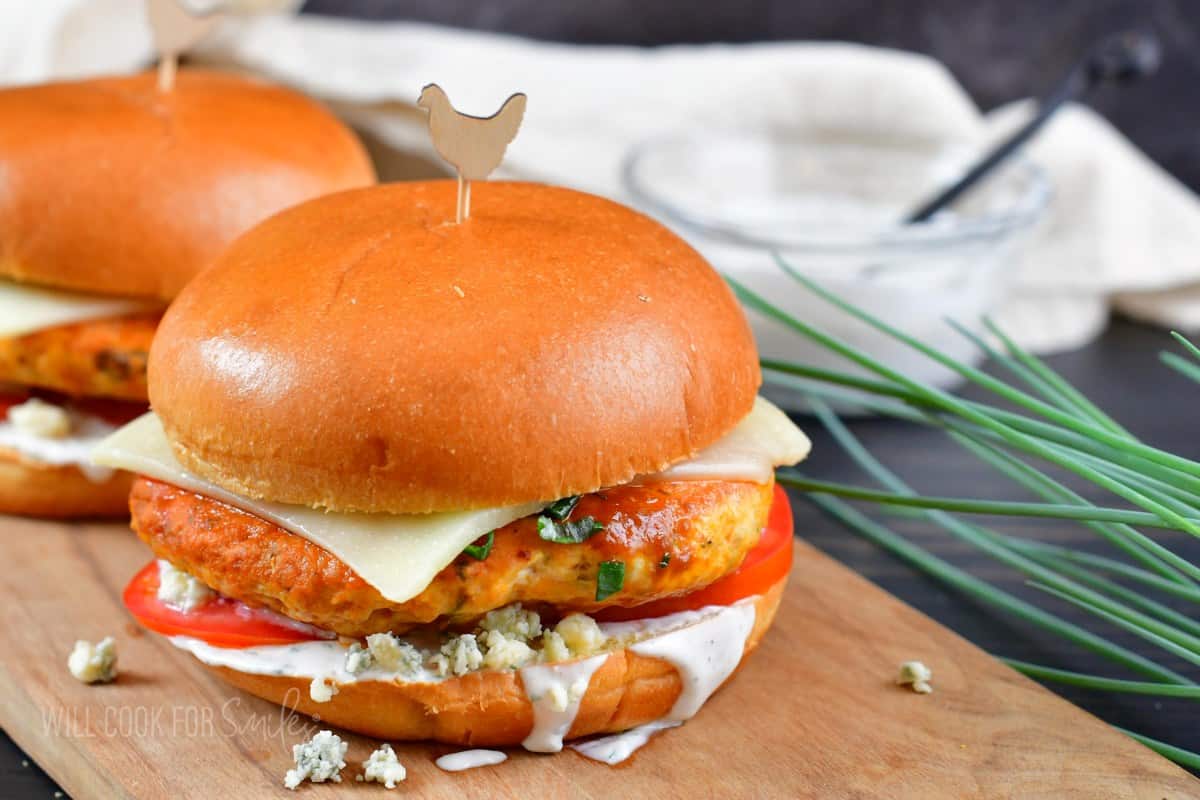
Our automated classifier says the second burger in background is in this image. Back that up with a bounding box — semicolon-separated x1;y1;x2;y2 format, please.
0;69;375;517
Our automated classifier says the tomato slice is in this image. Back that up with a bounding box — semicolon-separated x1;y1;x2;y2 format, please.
0;392;28;416
70;396;149;426
593;484;794;621
123;562;325;648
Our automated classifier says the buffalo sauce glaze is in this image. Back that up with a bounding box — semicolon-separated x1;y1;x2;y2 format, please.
573;483;697;563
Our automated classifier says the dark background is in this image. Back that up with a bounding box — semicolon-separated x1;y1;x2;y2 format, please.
8;1;1200;795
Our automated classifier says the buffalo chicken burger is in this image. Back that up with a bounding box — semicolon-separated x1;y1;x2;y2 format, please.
0;69;375;517
96;181;811;754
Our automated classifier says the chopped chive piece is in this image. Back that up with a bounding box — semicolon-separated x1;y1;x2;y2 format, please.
596;561;625;600
463;531;495;560
543;495;582;520
536;515;604;544
659;553;671;569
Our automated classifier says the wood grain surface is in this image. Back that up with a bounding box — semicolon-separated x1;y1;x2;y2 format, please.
1;515;1194;799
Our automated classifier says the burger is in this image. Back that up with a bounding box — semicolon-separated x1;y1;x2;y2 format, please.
96;181;811;755
0;69;375;517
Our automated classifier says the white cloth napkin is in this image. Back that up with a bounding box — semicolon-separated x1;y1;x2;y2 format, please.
5;2;1200;354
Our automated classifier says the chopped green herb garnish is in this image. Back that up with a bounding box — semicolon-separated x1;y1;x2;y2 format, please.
543;495;582;520
537;515;604;544
463;530;495;560
658;553;671;569
596;560;625;601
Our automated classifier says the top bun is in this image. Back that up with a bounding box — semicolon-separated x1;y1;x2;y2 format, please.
0;69;375;300
149;181;761;514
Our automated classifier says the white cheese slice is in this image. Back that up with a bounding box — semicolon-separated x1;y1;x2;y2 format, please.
91;398;809;605
652;396;811;483
0;277;161;338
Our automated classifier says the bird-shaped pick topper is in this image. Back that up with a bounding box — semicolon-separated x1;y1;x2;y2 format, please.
417;84;527;224
146;0;225;92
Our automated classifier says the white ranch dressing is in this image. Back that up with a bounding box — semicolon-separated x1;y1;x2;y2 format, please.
519;654;608;753
168;636;439;685
626;600;756;719
435;750;507;772
0;409;117;482
570;720;678;765
571;599;757;765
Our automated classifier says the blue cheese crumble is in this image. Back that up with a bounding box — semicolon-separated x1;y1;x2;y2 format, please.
480;630;535;670
343;642;374;674
480;604;542;641
156;560;214;612
364;633;422;675
897;660;933;694
330;605;611;682
431;633;484;677
8;398;71;438
309;676;339;703
68;637;117;684
284;730;347;790
408;605;610;677
554;613;605;655
357;743;406;789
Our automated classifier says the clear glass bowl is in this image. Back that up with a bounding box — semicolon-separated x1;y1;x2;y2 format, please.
622;132;1051;405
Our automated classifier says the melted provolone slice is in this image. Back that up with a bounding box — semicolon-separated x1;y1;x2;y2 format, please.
92;398;808;605
0;278;161;338
92;414;544;604
652;396;811;483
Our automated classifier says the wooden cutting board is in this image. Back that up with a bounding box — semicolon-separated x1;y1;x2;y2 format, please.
1;516;1195;799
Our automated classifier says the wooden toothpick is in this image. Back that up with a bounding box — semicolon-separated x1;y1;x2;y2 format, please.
146;0;224;93
417;84;527;224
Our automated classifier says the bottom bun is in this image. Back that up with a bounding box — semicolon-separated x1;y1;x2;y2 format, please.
209;577;787;745
0;449;132;518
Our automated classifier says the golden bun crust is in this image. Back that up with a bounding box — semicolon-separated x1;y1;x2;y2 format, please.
0;449;132;518
0;69;375;300
208;578;785;745
150;181;761;513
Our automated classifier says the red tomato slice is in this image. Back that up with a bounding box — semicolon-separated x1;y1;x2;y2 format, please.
123;562;325;648
71;396;149;426
593;484;795;622
0;392;28;416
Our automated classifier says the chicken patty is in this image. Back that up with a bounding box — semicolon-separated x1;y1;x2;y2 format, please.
130;477;774;637
0;313;159;400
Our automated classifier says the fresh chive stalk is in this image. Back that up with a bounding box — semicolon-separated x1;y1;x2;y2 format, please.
596;561;625;601
749;257;1200;767
462;531;495;561
537;515;604;544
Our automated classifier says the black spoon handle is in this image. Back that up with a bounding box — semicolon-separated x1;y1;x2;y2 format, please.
904;30;1161;224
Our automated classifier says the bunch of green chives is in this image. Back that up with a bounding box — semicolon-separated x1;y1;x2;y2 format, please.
736;256;1200;768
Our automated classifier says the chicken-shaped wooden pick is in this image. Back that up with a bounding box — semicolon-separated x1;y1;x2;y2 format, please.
418;84;527;224
146;0;225;92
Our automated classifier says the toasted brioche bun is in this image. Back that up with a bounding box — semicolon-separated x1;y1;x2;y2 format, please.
0;69;375;300
207;577;784;745
0;449;132;517
149;181;761;514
